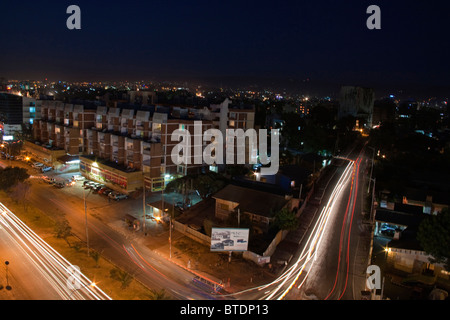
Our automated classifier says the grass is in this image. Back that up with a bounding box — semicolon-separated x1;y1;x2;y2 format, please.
0;191;163;300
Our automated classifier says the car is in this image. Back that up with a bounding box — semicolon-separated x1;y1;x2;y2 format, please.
42;176;52;183
381;228;395;237
32;162;44;168
41;166;52;173
108;192;128;201
42;176;55;184
83;182;95;189
72;175;85;181
101;188;113;196
93;185;105;192
98;187;110;194
53;182;65;188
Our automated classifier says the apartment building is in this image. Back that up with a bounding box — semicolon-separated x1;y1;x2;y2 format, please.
32;97;255;194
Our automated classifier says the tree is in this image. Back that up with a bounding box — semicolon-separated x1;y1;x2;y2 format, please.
273;207;299;231
417;208;450;271
54;219;72;247
165;172;227;200
10;181;31;211
0;167;29;191
90;250;101;268
110;268;133;289
148;288;171;300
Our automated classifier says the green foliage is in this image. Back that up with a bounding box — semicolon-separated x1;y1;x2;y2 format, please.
90;250;101;267
273;207;299;231
110;268;133;289
148;288;171;300
10;181;31;210
0;167;29;191
54;219;72;246
165;172;228;199
417;208;450;271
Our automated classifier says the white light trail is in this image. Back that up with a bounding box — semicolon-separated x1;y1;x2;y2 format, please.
0;202;111;300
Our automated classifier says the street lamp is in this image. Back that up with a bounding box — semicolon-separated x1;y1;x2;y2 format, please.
83;187;91;256
4;261;11;291
367;146;375;194
369;178;376;224
142;172;147;236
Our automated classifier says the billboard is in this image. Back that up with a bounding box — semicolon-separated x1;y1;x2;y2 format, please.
210;228;249;252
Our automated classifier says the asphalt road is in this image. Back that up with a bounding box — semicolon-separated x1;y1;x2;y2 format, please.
223;139;373;300
0;203;111;300
0;141;373;301
297;140;371;300
1;159;223;300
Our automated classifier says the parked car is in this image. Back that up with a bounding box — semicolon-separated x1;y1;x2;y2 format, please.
32;162;44;168
53;182;65;188
41;166;52;173
381;228;395;237
108;192;128;201
98;187;110;194
93;184;105;192
72;175;85;181
83;181;95;189
101;188;113;196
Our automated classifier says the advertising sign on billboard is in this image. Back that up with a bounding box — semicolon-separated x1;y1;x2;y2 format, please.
210;228;249;252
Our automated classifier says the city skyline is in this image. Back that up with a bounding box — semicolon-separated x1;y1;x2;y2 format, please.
1;1;450;98
1;0;450;305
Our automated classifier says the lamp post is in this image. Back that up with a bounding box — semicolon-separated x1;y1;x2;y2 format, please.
367;146;375;194
83;187;90;257
369;178;376;224
142;172;147;236
5;261;11;291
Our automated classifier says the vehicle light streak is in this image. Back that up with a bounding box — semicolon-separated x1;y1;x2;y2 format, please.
273;161;355;300
0;202;111;300
222;160;355;300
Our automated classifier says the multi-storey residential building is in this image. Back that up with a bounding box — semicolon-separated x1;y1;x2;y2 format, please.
32;97;255;194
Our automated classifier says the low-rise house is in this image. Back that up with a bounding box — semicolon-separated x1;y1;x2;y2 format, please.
212;184;291;233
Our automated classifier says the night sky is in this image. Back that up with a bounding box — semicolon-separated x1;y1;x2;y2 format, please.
1;0;450;97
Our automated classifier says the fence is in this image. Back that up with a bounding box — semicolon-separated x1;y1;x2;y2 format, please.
173;171;320;266
172;220;211;245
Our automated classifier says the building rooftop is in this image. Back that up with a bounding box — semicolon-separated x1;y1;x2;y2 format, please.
388;227;424;251
212;184;289;218
404;187;450;206
393;203;424;215
375;208;427;227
